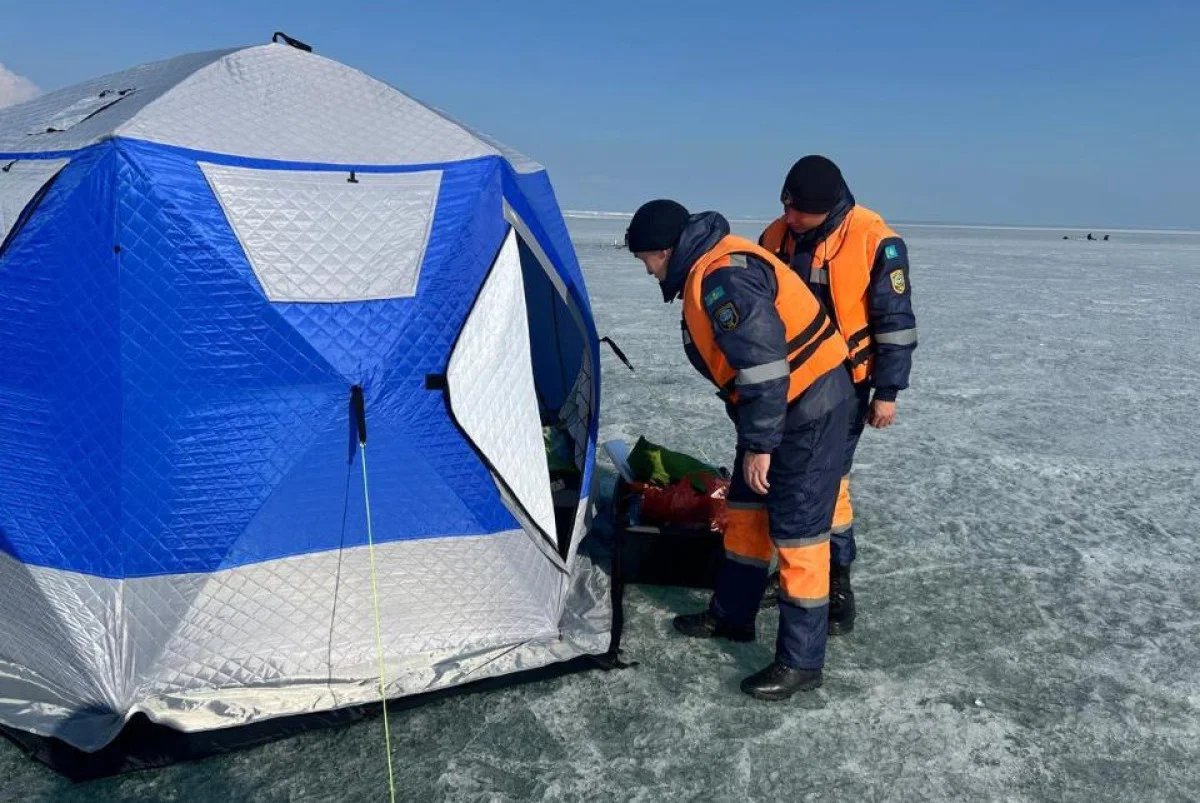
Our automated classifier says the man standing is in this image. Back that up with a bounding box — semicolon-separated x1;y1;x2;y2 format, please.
626;200;853;699
759;156;918;635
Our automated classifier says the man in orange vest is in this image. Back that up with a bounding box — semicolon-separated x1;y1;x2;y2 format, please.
626;199;854;699
759;156;918;635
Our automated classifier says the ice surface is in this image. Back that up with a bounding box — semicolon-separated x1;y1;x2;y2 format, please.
4;219;1200;801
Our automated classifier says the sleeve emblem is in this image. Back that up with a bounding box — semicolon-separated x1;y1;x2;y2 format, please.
714;301;741;331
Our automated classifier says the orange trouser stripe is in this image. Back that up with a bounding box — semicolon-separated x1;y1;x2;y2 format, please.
832;475;853;534
724;507;773;566
776;538;831;607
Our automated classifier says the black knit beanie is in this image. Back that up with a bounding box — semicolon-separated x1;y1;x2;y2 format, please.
780;155;844;214
625;199;691;252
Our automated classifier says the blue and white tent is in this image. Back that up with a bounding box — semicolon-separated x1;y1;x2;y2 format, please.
0;40;608;756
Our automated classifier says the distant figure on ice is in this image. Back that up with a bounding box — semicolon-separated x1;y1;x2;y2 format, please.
1087;233;1096;240
625;200;853;700
759;156;918;635
1104;235;1110;241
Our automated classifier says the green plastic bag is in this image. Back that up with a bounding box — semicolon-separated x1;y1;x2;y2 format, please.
626;436;719;490
543;427;577;475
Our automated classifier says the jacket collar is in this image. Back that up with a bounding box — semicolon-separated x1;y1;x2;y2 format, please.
660;212;731;302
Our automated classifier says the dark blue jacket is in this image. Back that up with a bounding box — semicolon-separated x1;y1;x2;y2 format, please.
666;213;851;454
863;235;917;400
764;183;917;402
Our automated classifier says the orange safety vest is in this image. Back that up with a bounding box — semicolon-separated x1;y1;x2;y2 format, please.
681;235;848;404
760;206;897;383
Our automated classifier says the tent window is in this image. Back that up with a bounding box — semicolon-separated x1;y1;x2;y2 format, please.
26;89;136;135
0;159;70;257
200;163;441;303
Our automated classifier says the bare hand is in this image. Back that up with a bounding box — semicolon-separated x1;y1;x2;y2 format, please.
744;452;771;495
868;399;897;429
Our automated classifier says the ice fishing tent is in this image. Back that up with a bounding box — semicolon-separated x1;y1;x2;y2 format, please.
0;38;610;772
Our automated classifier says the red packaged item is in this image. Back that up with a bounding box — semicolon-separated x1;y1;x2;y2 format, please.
634;473;728;532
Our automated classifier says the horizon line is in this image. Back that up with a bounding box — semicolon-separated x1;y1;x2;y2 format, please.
560;210;1200;236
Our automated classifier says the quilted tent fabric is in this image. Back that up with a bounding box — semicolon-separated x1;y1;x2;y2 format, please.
0;48;238;154
448;229;558;542
0;157;69;244
0;41;607;758
0;43;544;171
200;163;442;302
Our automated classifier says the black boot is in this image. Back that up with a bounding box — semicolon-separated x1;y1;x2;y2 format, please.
740;661;823;700
759;571;780;609
829;563;855;636
672;610;755;642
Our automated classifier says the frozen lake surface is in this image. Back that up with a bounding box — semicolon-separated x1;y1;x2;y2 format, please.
4;217;1200;802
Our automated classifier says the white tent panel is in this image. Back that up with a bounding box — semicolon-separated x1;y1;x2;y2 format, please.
0;530;571;750
0;44;545;172
0;49;235;153
0;158;69;246
201;163;441;302
447;229;557;543
124;46;507;166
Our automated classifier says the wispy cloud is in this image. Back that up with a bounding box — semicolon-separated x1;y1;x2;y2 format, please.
0;63;40;109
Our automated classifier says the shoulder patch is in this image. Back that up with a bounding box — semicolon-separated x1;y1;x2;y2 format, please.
884;244;900;260
703;285;727;308
714;301;740;332
889;268;907;294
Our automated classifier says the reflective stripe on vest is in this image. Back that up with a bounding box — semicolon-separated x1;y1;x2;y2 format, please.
760;207;897;383
681;236;848;405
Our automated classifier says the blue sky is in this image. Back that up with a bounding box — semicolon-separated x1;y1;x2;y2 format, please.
2;0;1197;228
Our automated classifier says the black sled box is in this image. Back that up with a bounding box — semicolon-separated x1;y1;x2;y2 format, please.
609;476;724;590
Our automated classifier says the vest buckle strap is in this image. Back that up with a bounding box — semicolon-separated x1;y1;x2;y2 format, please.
849;347;873;368
788;318;840;372
847;326;872;350
786;311;831;354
